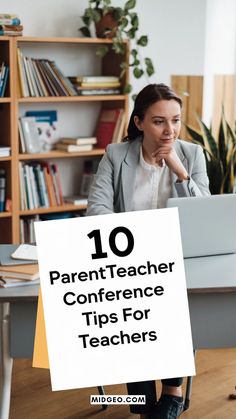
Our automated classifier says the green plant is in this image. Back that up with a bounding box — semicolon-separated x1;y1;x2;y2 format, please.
186;112;236;194
79;0;155;93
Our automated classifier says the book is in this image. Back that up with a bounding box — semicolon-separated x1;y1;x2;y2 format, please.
20;117;41;153
79;81;121;88
0;147;10;157
78;89;120;95
111;109;126;143
25;110;59;151
17;48;30;97
95;108;122;148
0;30;23;36
0;168;6;211
0;25;23;32
0;64;9;97
0;277;39;288
0;243;38;266
70;76;119;83
80;160;94;196
11;244;38;261
59;137;97;145
0;263;39;280
64;195;88;205
55;143;93;152
0;18;21;26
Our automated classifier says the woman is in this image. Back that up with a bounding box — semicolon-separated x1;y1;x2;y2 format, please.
87;83;210;419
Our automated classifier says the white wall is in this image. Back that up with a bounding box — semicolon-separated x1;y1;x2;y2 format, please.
2;0;235;133
2;0;207;91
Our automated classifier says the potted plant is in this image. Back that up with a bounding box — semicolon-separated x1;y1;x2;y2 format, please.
186;112;236;194
79;0;155;93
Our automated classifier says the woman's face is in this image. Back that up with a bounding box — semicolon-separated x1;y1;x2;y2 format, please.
134;99;181;149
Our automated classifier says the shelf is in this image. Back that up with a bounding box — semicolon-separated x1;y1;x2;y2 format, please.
20;204;87;216
0;156;11;161
19;148;105;160
0;34;129;243
18;95;126;103
16;36;128;45
0;98;11;103
0;212;11;218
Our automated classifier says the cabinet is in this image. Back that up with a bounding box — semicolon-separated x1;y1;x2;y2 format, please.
0;36;129;244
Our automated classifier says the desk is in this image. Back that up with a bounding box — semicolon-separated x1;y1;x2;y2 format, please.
1;254;236;419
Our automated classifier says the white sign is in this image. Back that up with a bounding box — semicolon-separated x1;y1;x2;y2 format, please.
35;208;195;391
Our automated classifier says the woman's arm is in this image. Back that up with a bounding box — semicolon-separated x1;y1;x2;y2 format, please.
86;151;115;216
175;144;210;197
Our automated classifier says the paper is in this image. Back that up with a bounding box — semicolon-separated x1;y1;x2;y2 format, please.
34;208;195;391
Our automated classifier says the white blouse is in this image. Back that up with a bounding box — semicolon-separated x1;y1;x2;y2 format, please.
132;146;172;211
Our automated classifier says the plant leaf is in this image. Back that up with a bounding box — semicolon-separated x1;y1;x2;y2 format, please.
124;0;136;11
145;57;154;76
185;124;204;146
131;13;139;29
79;26;91;37
123;84;132;94
113;7;124;21
218;116;227;172
133;67;144;78
197;117;219;159
96;45;109;57
137;35;148;46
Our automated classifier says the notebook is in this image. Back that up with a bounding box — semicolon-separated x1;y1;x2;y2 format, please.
0;244;37;265
0;263;39;280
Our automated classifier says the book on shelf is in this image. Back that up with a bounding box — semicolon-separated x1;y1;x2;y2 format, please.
55;143;93;152
17;49;78;98
20;116;41;154
0;24;23;32
79;81;121;88
111;109;126;143
64;195;88;205
0;146;10;157
59;136;97;146
20;215;40;244
25;110;59;151
0;63;9;97
69;76;120;83
0;277;39;288
19;111;59;153
0;263;39;280
0;17;21;26
19;161;64;210
0;30;23;36
95;108;124;148
77;88;121;96
80;160;94;196
0;168;6;212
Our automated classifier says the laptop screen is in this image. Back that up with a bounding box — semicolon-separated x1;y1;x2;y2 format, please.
167;194;236;258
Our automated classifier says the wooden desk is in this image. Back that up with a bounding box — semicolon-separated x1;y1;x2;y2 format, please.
1;253;236;419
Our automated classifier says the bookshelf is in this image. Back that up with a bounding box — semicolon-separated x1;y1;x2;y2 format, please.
0;36;129;244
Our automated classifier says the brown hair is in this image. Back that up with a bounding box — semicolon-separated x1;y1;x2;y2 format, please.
124;83;182;141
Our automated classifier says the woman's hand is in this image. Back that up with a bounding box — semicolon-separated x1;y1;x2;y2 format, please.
152;144;189;181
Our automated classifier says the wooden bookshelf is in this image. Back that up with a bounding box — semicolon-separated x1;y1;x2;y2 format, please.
0;36;129;244
0;212;11;218
19;149;105;160
20;204;87;216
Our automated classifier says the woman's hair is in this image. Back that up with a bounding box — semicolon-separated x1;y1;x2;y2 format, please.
124;83;182;141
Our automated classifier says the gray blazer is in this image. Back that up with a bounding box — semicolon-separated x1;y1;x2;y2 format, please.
87;137;210;215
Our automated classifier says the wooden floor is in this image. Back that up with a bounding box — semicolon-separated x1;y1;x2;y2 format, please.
9;348;236;418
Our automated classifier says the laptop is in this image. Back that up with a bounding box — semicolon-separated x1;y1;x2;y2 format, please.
166;194;236;258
